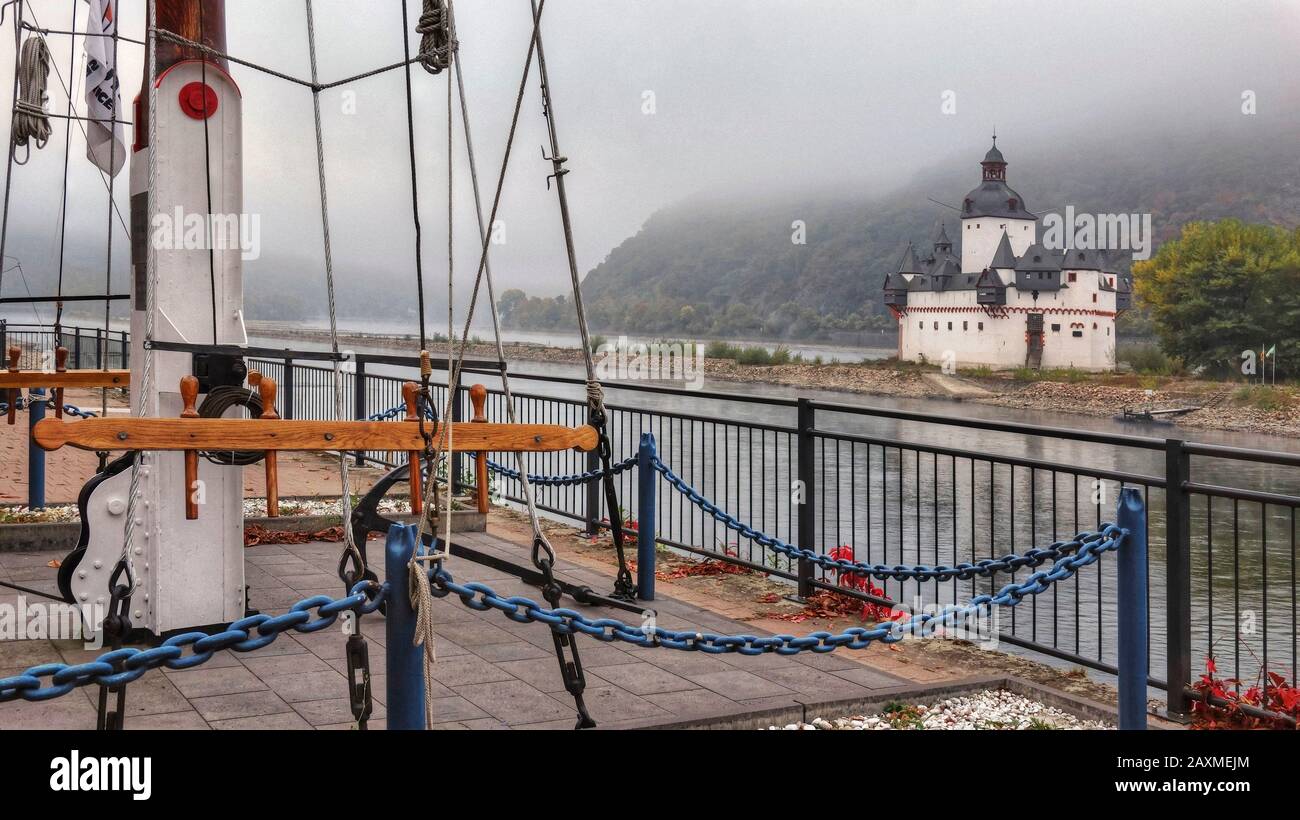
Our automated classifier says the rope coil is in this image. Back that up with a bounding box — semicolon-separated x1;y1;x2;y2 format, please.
13;33;53;161
416;0;453;74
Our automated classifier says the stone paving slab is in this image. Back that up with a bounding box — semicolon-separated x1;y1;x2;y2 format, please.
0;529;914;730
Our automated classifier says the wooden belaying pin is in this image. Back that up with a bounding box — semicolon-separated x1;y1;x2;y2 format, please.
402;381;423;516
470;384;489;514
180;375;201;520
54;346;68;419
252;372;281;518
6;346;20;425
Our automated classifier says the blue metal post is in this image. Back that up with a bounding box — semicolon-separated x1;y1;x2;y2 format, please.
636;433;656;601
385;523;425;730
28;388;46;509
1116;487;1148;730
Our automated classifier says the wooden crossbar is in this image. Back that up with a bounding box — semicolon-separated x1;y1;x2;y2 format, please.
33;417;598;454
0;370;130;389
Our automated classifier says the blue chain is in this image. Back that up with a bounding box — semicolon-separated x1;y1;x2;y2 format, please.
58;402;97;418
431;524;1125;654
0;581;385;703
651;456;1094;582
0;399;94;417
485;455;638;487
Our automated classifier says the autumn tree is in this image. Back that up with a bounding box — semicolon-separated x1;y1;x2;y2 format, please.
1133;219;1300;377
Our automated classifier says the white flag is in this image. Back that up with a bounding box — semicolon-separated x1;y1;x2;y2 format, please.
83;0;126;176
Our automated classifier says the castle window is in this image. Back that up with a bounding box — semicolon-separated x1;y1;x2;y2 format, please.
1092;293;1097;303
962;321;968;331
1068;272;1077;283
1093;322;1098;330
934;322;939;330
978;322;984;331
1051;324;1061;332
919;322;924;330
1072;330;1083;338
947;322;953;330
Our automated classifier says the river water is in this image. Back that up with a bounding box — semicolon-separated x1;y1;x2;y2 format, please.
253;330;1299;689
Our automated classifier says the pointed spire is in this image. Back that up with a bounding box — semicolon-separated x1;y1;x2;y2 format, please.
990;230;1017;269
934;222;952;251
896;242;921;274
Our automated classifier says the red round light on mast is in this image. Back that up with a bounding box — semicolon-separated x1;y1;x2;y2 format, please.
179;82;219;120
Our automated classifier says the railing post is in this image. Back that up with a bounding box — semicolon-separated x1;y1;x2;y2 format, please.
352;358;367;466
1117;487;1148;730
385;523;425;730
584;409;601;536
28;388;46;509
796;398;816;600
73;330;82;370
95;328;103;369
120;330;128;368
1164;437;1192;721
0;320;6;357
637;433;657;601
281;358;295;419
450;385;464;495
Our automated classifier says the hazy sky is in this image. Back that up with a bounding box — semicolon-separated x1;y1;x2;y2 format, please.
1;0;1297;326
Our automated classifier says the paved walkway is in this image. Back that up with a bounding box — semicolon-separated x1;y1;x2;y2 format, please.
0;529;911;730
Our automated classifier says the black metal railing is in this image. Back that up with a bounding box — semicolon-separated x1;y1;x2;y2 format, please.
0;321;129;370
6;320;1294;723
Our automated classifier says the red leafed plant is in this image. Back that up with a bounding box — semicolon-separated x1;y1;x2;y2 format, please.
828;544;900;623
1190;653;1300;730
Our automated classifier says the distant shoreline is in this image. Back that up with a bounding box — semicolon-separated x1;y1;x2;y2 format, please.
246;321;1298;439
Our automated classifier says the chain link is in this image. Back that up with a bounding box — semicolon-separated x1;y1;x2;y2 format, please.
485;454;637;487
652;456;1097;582
0;581;384;703
432;525;1125;655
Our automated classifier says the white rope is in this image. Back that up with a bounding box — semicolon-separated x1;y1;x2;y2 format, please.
302;0;360;571
12;33;52;161
121;0;159;596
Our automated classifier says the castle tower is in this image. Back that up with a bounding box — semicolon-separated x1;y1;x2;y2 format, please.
960;135;1036;274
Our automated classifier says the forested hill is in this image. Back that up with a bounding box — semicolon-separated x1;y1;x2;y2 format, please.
502;123;1299;341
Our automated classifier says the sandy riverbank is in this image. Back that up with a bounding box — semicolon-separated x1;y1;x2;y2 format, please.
247;323;1299;438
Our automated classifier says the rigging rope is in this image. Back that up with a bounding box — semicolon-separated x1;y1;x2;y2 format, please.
12;32;52;161
415;0;451;74
302;0;361;583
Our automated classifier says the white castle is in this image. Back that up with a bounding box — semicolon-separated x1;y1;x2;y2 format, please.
883;138;1131;371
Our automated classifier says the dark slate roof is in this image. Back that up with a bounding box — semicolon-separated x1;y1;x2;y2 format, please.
989;231;1018;269
1015;244;1063;272
882;272;906;291
1061;247;1106;270
933;222;952;248
1099;249;1120;274
978;269;1009;288
907;274;931;292
896;243;922;274
961;179;1032;219
931;257;962;280
983;143;1005;164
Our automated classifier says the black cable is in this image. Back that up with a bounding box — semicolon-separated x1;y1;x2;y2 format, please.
197;384;264;466
401;0;427;353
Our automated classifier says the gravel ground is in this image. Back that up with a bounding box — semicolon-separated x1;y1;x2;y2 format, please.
770;689;1114;730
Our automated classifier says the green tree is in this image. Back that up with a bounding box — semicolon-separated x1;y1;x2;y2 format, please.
1133;219;1300;377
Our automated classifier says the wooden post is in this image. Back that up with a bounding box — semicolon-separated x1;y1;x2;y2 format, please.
470;384;489;514
402;381;423;516
252;372;280;518
6;346;20;425
180;375;201;520
53;346;68;418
